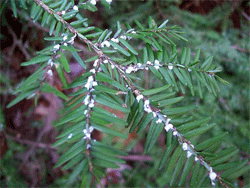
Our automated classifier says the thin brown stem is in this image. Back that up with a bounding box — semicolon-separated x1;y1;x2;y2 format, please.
6;134;55;150
119;155;152;161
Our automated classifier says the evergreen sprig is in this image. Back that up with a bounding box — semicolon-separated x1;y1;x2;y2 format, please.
5;0;249;187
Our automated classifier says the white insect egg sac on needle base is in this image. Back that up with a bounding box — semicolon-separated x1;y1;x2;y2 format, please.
143;100;152;113
156;118;163;124
63;35;67;41
47;70;53;76
103;60;109;64
84;110;88;114
126;66;134;74
168;64;173;70
93;59;99;67
111;38;119;43
87;144;91;149
92;81;98;87
182;143;188;151
164;123;173;132
136;94;143;102
195;156;199;161
89;126;94;133
89;0;96;5
173;131;178;136
48;59;54;66
68;36;75;44
73;5;78;11
154;60;161;69
101;41;110;48
209;171;217;181
84;95;90;105
209;168;217;186
53;44;60;51
85;76;94;90
120;35;127;40
90;69;96;74
88;99;95;108
83;128;91;139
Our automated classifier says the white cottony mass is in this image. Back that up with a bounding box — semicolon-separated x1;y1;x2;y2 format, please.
85;76;94;90
101;41;110;48
126;66;134;74
103;60;109;64
164;123;173;132
73;5;78;11
182;143;188;150
53;44;60;50
47;70;53;76
144;100;152;113
63;35;67;41
209;171;217;181
84;95;90;105
136;94;143;102
111;38;119;43
168;64;173;70
209;168;217;186
89;0;96;5
154;60;161;69
156;118;163;124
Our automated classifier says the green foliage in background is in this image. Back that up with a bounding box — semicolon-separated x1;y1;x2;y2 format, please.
1;0;249;187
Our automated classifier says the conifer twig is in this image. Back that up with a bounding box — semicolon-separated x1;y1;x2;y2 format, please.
32;1;232;186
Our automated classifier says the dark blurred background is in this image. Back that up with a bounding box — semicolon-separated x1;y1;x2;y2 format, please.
0;0;249;187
